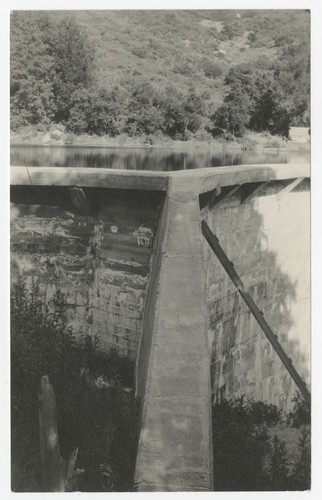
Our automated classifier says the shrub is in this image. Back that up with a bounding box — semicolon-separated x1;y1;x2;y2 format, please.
49;129;62;140
212;396;310;491
221;22;244;40
173;62;193;76
212;397;272;491
193;129;213;142
266;435;293;490
286;391;311;428
264;138;282;149
292;427;311;490
11;278;139;492
200;59;223;79
248;31;257;44
36;123;50;133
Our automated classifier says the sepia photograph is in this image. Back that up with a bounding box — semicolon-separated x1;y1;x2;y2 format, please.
7;3;315;494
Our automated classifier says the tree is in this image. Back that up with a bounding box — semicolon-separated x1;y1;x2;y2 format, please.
182;91;208;133
10;12;56;129
248;70;282;132
50;19;93;123
162;87;207;139
10;13;94;129
274;44;310;128
212;82;252;137
68;86;128;136
66;87;94;134
124;80;165;136
212;61;298;137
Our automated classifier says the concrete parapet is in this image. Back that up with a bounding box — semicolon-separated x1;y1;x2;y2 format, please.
134;188;213;491
11;163;310;193
10;162;310;491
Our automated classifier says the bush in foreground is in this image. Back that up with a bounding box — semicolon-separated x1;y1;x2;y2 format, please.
212;396;310;491
11;278;139;492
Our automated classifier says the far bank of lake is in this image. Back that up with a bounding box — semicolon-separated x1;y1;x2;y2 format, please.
10;127;310;155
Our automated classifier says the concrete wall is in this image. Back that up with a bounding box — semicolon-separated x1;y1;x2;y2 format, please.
11;179;214;492
203;188;310;410
134;176;213;491
10;164;310;491
135;195;169;400
11;186;164;360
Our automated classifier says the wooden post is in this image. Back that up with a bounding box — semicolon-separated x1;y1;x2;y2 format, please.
201;220;311;406
39;375;66;492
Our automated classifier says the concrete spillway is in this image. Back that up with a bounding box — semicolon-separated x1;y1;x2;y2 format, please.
11;163;310;491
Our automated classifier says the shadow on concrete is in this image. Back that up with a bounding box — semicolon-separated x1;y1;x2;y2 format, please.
202;184;310;411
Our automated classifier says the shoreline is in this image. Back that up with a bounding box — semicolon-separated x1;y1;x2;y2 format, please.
10;127;310;154
10;140;310;154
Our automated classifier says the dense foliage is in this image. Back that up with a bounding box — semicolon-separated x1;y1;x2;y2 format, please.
10;13;93;129
212;396;310;491
10;14;56;129
10;10;310;140
286;391;311;428
212;50;310;138
11;279;139;492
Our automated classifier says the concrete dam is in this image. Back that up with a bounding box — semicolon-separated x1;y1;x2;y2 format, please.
10;163;310;491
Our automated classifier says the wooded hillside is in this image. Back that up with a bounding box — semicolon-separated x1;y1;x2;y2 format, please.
10;10;310;141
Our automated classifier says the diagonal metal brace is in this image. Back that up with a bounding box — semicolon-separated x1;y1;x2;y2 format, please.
201;219;311;406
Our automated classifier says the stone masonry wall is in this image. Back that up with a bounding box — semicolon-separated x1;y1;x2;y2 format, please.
11;187;164;361
203;190;310;410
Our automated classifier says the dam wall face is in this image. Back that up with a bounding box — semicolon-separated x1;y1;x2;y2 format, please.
10;164;310;492
202;187;310;410
11;186;164;361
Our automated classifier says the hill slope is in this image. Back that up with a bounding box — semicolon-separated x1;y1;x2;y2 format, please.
10;10;310;140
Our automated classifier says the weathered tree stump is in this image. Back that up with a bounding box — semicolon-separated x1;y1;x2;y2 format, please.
38;375;65;492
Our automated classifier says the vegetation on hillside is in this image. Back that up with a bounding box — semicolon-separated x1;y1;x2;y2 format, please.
10;10;310;141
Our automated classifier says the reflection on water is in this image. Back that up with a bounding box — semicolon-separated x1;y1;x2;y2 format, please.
10;145;310;171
